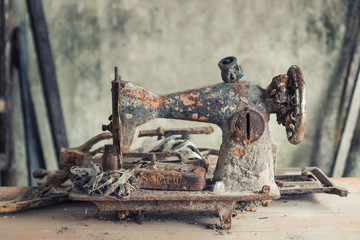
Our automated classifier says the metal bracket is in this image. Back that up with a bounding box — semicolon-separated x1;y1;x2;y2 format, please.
275;167;348;197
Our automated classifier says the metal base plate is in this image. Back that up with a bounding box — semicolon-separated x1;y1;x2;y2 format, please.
70;188;279;229
276;167;348;197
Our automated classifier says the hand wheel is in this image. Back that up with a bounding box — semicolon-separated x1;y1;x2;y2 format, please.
285;65;306;144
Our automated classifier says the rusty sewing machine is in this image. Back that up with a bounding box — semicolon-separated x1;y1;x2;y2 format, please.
69;56;347;229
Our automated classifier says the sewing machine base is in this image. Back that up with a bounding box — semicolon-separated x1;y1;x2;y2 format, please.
70;188;279;229
69;167;347;229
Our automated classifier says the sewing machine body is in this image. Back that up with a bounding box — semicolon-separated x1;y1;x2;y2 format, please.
83;57;307;229
102;57;306;198
64;56;312;229
58;56;349;229
118;80;278;195
98;58;304;200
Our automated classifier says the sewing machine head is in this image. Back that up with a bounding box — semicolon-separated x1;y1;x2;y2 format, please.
102;56;306;196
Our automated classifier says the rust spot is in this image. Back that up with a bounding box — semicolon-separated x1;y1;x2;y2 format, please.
229;82;249;95
198;116;208;121
134;166;206;191
262;200;272;207
234;147;244;156
203;88;211;93
262;185;271;194
180;93;202;106
192;168;205;175
241;96;248;103
122;89;168;108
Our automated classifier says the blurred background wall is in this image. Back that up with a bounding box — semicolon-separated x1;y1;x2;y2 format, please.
6;0;360;185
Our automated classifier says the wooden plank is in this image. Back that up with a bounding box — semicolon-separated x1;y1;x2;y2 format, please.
0;186;68;213
0;97;4;113
0;0;15;186
13;24;46;186
332;67;360;177
0;153;5;166
26;0;68;161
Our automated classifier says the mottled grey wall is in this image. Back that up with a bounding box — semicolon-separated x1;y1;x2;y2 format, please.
12;0;359;185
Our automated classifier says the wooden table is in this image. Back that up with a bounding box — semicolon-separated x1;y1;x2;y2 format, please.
0;178;359;240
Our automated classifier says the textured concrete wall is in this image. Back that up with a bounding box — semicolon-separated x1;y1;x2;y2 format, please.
12;0;359;185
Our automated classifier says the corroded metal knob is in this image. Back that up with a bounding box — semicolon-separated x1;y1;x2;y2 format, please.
218;56;243;83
